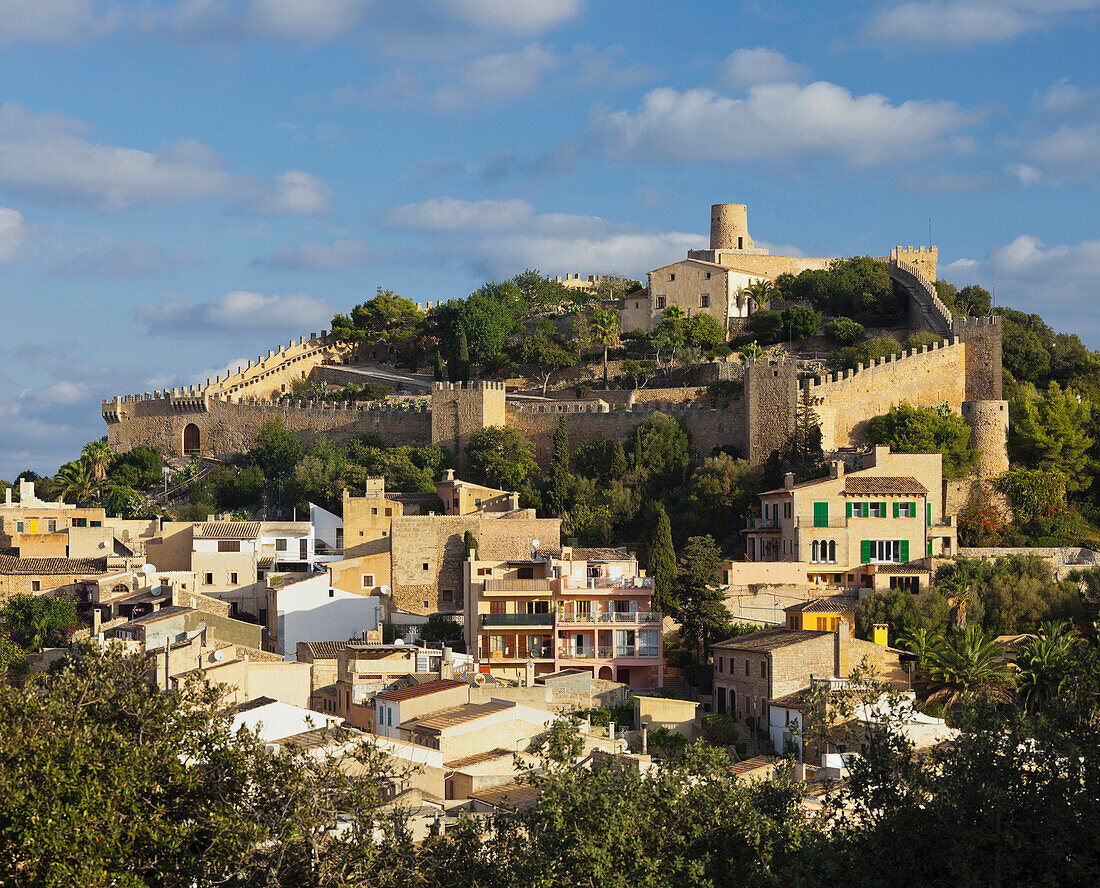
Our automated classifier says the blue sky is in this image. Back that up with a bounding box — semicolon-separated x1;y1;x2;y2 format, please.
1;0;1098;478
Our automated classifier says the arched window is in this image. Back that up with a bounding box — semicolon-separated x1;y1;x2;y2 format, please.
111;583;128;594
811;541;819;563
829;540;837;563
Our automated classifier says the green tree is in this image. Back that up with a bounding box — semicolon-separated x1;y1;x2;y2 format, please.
922;625;1015;708
742;278;773;310
1010;381;1095;492
546;418;571;517
465;426;538;492
452;326;471;382
628;412;691;488
520;323;579;395
1;594;80;651
81;440;113;483
101;483;143;518
589;307;621;389
1015;622;1079;712
684;313;727;350
52;459;97;505
822;316;865;345
433;349;445;381
647;504;677;613
609;440;627;478
418;614;465;650
250;418;304;482
781;304;820;341
866;403;980;480
675;535;731;666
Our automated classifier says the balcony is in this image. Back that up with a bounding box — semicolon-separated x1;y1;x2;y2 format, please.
557;609;661;624
556;645;659;660
561;576;655;591
794;517;848;528
487;647;551;660
482;613;554;627
746;517;780;531
483;578;552;595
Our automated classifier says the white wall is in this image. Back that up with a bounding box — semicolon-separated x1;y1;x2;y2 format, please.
311;503;343;559
275;574;382;659
231;700;332;742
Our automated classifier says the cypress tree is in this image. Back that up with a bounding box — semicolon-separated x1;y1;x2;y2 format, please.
648;504;677;614
433;350;445;381
455;328;471;383
610;440;627;478
548;417;571;515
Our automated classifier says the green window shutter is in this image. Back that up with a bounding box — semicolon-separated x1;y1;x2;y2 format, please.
16;522;23;533
861;540;871;563
900;540;910;562
892;502;899;519
879;501;886;516
926;503;932;527
813;502;828;528
909;501;916;516
927;541;933;556
846;502;852;519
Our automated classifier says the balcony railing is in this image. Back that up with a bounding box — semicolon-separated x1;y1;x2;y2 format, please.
487;647;551;660
794;517;848;528
482;613;554;627
557;609;661;624
483;578;553;593
746;518;780;530
561;576;654;591
555;645;659;660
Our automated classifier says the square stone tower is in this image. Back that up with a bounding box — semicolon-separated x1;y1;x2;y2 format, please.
431;382;508;468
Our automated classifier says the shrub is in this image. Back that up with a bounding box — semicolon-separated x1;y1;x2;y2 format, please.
822;317;865;345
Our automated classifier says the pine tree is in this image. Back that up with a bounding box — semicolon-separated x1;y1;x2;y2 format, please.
547;418;571;516
648;505;676;614
455;328;471;383
433;350;445;381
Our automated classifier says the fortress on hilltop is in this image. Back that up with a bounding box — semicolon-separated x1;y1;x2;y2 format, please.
102;202;1006;480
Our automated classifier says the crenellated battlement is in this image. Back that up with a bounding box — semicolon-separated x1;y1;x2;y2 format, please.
810;335;960;392
431;381;507;392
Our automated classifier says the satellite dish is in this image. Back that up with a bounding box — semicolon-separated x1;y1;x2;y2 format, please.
473;673;486;686
141;563;157;576
99;541;109;549
531;538;540;550
212;649;225;662
379;585;391;596
393;638;405;646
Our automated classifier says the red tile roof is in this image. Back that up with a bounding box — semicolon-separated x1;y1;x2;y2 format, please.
0;555;107;575
844;476;928;496
374;678;467;703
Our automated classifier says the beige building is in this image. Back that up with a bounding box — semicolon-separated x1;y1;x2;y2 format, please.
738;446;957;594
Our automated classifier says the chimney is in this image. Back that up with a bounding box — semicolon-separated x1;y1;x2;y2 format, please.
444;469;455;481
641;726;648;755
92;607;102;635
4;486;11;506
783;472;795;490
524;660;535;687
440;646;454;680
873;624;889;647
829;460;844;479
834;619;850;679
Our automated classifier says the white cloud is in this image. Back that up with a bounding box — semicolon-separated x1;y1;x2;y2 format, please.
254;238;373;270
134;290;334;335
590;82;972;167
0;0;118;45
249;0;370;41
56;241;198;278
434;43;561;110
0;104;331;214
865;0;1100;47
1035;78;1100;117
382;197;534;231
0;207;27;262
445;0;581;33
944;234;1100;344
1017;123;1100;184
716;48;809;90
235;170;332;215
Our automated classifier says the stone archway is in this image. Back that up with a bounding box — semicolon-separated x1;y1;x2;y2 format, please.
598;665;614;681
183;423;201;455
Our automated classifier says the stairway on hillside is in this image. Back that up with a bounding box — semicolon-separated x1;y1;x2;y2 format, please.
889;264;952;337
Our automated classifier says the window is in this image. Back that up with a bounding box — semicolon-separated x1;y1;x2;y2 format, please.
518;566;534;580
744;660;749;676
811;540;819;563
31;580;40;592
705;272;712;280
385;508;392;516
861;540;909;563
477;567;491;576
718;657;724;673
760;661;766;678
490;601;505;614
371;507;378;516
869;502;885;518
275;539;287;552
422;562;429;571
204;572;213;585
47;520;56;533
896;501;915;518
362;574;375;589
442;590;453;603
655;296;666;309
15;521;23;533
90;521;101;528
229;572;238;585
783;502;792;519
218;540;241;553
829;540;836;563
700;294;710;308
813;502;829;527
669;273;675;281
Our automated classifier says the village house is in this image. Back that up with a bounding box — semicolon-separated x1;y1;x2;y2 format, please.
463;545;663;688
710;622;910;728
265;572;382;659
738;446;958;594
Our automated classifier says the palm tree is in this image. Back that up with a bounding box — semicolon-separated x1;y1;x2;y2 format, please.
899;627;946;673
924;625;1014;707
82;440;113;483
53;460;97;506
589;308;621;390
662;305;685;321
743;278;773;312
1016;622;1079;711
739;343;764;364
937;569;975;628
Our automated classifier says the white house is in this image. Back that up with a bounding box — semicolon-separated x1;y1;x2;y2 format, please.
230;697;340;743
267;573;382;660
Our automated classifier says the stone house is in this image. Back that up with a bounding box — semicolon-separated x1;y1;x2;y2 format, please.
710;624;908;727
738;445;957;594
373;678;470;739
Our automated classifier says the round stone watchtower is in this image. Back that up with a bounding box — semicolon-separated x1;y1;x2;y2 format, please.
710;203;755;252
961;400;1010;477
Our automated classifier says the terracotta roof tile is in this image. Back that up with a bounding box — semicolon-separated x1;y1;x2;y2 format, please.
300;641;348;660
194;521;261;539
399;701;512;733
783;596;859;615
712;628;828;651
468;779;542;810
0;555;107;575
844;476;928;496
374;678;467;703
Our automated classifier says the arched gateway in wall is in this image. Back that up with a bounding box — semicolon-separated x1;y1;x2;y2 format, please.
183;423;201;455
